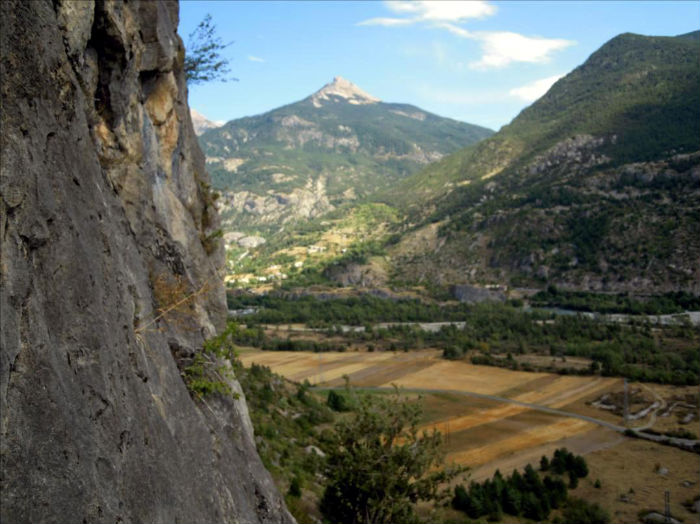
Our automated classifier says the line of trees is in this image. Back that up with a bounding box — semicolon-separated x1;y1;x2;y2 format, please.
225;294;699;385
532;286;700;315
227;293;475;325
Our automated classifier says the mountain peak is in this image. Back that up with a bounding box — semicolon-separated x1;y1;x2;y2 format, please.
190;108;224;135
310;76;380;107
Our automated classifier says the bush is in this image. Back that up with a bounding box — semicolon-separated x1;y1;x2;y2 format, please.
287;476;302;498
321;388;456;524
326;390;350;412
443;345;464;360
568;471;579;489
562;497;611;524
572;455;589;478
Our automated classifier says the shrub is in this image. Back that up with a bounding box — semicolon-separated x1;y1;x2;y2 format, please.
562;497;610;524
326;390;350;412
287;476;302;498
320;388;456;524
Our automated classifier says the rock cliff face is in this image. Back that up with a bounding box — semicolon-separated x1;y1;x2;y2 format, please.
0;1;292;522
219;176;334;229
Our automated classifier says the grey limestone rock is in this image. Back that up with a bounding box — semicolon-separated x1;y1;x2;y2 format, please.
450;284;506;304
0;1;293;522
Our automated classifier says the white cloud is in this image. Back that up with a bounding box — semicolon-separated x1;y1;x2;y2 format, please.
436;22;473;38
357;17;415;27
358;1;574;70
470;32;574;69
433;28;574;70
247;55;265;63
359;1;495;25
509;74;565;102
385;0;497;21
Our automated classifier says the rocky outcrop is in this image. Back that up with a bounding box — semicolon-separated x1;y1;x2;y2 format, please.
219;176;334;227
451;285;506;304
191;108;224;136
325;261;388;288
0;1;292;523
526;134;611;177
309;76;380;107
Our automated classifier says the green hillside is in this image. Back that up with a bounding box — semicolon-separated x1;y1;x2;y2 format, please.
390;32;699;207
385;32;700;294
203;100;492;196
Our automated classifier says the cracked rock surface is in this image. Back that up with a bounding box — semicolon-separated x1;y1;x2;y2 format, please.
0;1;293;522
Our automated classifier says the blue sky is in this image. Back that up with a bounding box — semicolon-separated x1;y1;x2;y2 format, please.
180;1;699;130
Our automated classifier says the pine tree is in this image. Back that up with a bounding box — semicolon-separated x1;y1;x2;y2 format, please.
184;14;236;85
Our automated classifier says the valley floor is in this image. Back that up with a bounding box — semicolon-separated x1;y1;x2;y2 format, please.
239;348;700;522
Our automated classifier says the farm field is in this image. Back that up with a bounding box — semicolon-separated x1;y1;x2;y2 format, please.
237;349;620;468
239;348;699;522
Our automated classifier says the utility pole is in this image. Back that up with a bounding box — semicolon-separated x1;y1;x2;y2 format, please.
623;378;629;426
317;353;324;385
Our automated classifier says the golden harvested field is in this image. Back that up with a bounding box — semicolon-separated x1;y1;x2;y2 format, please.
238;349;622;471
239;349;618;407
449;418;595;468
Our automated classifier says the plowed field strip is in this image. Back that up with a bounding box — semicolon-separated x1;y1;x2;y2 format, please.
440;410;562;455
448;418;595;467
426;404;530;435
497;374;562;398
382;359;543;395
338;358;438;387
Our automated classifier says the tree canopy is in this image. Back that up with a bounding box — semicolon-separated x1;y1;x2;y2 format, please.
184;14;235;85
320;386;456;524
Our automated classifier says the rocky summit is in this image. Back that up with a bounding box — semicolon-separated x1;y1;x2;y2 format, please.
190;108;224;136
0;1;292;523
310;76;381;107
198;77;493;231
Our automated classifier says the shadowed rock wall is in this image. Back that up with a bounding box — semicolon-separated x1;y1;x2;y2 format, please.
0;1;293;522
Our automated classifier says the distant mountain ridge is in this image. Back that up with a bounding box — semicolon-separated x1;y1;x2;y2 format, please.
200;33;699;295
190;108;224;135
384;31;700;293
198;77;493;230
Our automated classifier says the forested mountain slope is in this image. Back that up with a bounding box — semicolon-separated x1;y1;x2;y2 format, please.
385;32;700;293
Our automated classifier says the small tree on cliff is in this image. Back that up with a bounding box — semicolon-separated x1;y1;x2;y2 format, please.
320;386;458;524
184;14;236;84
